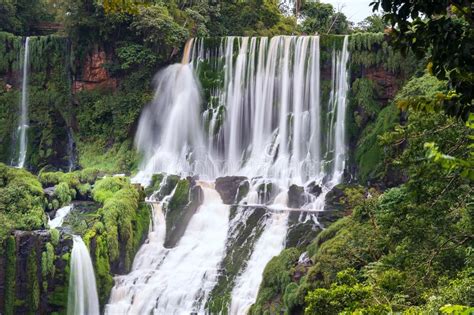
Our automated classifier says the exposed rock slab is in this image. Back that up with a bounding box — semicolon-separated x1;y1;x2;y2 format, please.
215;176;248;204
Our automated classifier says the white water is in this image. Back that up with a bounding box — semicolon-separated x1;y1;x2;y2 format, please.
16;36;30;168
126;35;350;313
106;184;230;314
48;204;73;229
67;235;100;315
135;35;349;187
230;193;289;314
134;63;211;184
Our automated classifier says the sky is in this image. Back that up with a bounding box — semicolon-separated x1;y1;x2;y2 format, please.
323;0;377;23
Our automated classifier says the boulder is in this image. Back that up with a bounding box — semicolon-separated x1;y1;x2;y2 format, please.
306;181;322;197
215;176;248;204
164;178;203;248
288;184;305;208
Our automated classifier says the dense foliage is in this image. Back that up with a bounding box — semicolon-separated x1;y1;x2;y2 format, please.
371;0;474;117
0;163;46;240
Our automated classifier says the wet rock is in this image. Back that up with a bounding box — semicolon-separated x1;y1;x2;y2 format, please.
286;211;322;248
256;181;275;204
215;176;248;204
288;184;305;208
0;230;73;314
306;181;322;197
207;206;268;311
72;47;117;92
164;178;204;248
43;186;56;199
235;180;250;204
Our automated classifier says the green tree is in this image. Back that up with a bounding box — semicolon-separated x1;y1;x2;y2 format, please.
299;1;349;34
371;0;474;117
355;14;386;33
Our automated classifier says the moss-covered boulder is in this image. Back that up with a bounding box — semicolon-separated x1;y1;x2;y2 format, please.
207;206;268;313
164;177;203;248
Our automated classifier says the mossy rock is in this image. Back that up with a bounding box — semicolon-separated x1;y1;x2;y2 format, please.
207;206;268;313
164;178;203;248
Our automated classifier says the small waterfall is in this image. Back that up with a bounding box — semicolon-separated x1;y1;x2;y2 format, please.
16;36;30;168
329;36;350;185
105;184;230;314
133;63;212;184
48;204;73;229
67;236;100;315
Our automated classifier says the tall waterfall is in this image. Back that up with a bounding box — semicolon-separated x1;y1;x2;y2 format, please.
67;236;100;315
123;35;350;314
16;36;30;168
134;35;350;187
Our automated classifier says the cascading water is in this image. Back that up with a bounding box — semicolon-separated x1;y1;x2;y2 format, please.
120;35;350;313
67;235;100;315
230;192;289;314
48;204;73;229
106;183;230;314
15;36;30;168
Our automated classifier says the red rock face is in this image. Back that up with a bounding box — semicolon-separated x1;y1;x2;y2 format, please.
72;47;117;93
363;66;400;103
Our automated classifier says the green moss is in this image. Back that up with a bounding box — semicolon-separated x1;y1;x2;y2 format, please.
355;105;399;183
41;242;56;291
0;164;46;236
250;248;300;315
167;179;189;211
53;182;75;208
144;173;164;197
4;235;16;315
27;249;40;314
133;203;151;252
92;176;128;203
77;140;139;174
50;228;60;246
94;234;113;306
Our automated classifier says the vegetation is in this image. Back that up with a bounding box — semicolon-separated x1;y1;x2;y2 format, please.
371;0;474;117
0;0;472;314
0;163;46;241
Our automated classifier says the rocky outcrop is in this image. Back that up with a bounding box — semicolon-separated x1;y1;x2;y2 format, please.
215;176;248;204
363;65;400;103
288;183;322;208
208;206;268;312
72;47;117;93
0;230;72;315
164;177;204;248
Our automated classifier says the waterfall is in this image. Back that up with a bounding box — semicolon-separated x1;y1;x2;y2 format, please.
125;35;350;314
133;63;213;184
230;192;289;314
329;36;350;185
48;204;73;229
67;236;100;315
135;35;349;187
105;183;230;314
16;36;30;168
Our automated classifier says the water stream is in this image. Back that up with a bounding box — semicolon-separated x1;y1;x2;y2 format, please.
106;183;229;314
67;235;100;315
15;36;30;168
